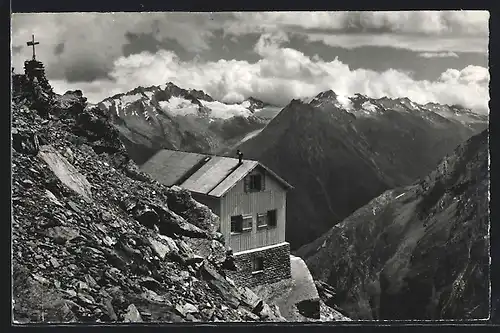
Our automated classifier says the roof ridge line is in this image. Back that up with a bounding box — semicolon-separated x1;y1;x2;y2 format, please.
174;155;212;186
159;148;257;162
204;161;247;195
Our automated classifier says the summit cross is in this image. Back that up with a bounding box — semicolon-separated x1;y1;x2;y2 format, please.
26;34;39;60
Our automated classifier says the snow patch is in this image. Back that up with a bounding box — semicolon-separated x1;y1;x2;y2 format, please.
101;100;112;109
120;93;143;106
239;128;265;144
409;100;420;110
362;101;378;113
201;100;252;119
159;97;199;116
240;100;251;108
394;193;405;200
141;102;153;121
336;94;353;110
143;91;155;100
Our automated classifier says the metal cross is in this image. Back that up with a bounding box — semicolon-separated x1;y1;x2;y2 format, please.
26;34;39;60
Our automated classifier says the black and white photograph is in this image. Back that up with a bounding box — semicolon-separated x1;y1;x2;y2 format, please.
11;10;490;323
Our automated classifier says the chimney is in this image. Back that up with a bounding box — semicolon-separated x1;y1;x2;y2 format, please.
237;150;243;165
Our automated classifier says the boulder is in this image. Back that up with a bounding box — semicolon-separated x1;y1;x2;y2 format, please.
141;289;171;306
148;237;177;260
123;304;143;322
158;235;180;252
238;286;264;313
45;226;80;244
139;277;162;292
157;207;208;239
121;198;208;239
12;130;40;155
182;302;199;315
166;186;220;233
239;307;260;321
45;189;64;207
37;145;92;200
200;262;241;309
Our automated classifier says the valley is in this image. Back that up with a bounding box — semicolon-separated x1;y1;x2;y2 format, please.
296;129;489;320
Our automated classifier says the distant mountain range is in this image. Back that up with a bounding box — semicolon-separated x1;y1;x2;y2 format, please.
296;129;489;320
97;82;281;164
232;90;488;249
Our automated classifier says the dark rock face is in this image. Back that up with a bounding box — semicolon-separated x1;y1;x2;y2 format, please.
244;96;271;112
297;130;489;320
314;281;337;307
11;74;285;323
97;82;270;164
296;299;320;319
233;92;487;249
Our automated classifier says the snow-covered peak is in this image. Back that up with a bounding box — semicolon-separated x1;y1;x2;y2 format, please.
98;82;266;122
336;94;353;110
300;96;315;104
241;96;270;112
315;90;337;100
308;89;347;109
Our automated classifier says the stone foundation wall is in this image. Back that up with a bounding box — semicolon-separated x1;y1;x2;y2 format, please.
227;242;291;288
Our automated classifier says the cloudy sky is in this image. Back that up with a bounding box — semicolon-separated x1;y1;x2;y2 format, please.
11;11;490;113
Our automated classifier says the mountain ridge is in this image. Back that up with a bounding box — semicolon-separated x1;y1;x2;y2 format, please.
97;82;279;164
232;89;488;249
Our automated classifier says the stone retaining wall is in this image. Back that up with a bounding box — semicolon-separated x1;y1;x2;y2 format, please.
227;242;291;287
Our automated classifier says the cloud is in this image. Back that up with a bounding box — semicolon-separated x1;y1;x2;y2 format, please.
53;42;65;56
253;31;290;57
49;32;489;115
11;11;488;86
302;33;488;53
418;51;459;58
224;11;489;36
10;12;229;82
223;11;489;54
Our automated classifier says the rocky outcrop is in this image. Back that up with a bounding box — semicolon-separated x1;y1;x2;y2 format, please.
11;74;284;323
252;255;350;321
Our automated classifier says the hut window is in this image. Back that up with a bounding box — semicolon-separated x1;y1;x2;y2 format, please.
231;214;252;233
267;209;277;228
231;215;243;233
249;174;262;191
257;213;267;228
252;257;264;273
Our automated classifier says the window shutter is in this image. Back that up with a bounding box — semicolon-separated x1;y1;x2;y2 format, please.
257;213;267;228
261;171;266;191
242;214;252;231
244;176;250;192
